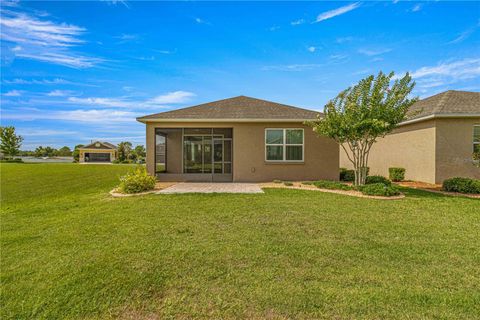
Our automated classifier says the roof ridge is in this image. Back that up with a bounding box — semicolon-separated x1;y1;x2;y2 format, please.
437;90;452;111
137;95;322;121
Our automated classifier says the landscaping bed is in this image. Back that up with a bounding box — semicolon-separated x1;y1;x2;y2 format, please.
260;181;405;200
396;180;480;199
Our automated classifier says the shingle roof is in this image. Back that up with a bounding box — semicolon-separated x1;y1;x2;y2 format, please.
407;90;480;120
137;96;321;122
80;141;117;150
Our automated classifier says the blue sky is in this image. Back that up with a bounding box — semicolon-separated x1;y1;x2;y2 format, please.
1;1;479;149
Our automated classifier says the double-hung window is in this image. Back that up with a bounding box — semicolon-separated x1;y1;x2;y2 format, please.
474;125;480;153
265;128;304;162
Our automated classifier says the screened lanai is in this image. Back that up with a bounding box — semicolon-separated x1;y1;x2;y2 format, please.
155;128;233;182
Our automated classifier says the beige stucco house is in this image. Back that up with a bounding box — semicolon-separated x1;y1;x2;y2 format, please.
78;141;117;163
137;96;339;182
340;90;480;184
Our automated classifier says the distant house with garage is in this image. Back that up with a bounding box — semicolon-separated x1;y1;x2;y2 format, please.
78;141;117;163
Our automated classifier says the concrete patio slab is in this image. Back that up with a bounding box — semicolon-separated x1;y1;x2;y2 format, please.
157;182;264;194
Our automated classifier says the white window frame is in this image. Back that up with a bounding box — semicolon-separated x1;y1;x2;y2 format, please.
474;125;480;152
265;128;304;162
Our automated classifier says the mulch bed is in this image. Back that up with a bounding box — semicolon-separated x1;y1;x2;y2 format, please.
260;182;405;200
395;181;480;199
109;182;176;197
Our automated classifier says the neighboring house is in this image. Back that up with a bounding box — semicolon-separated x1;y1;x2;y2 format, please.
340;90;480;184
78;141;117;163
137;96;339;182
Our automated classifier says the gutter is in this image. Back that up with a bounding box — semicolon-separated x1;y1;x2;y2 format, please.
398;113;480;126
136;118;319;123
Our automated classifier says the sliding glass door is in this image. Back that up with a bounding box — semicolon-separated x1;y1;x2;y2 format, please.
183;129;232;179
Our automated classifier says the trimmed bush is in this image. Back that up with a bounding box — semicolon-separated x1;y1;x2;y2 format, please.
313;180;353;191
340;167;370;182
284;182;293;186
365;175;391;186
357;183;400;197
442;177;480;194
389;167;405;182
118;166;156;194
340;168;355;182
0;158;23;163
273;179;282;184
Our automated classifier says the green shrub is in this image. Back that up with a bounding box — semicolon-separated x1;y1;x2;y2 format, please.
340;167;369;182
389;167;405;182
112;159;120;164
340;168;355;182
313;180;353;191
357;183;400;197
301;181;313;185
273;179;282;184
284;182;293;186
442;177;480;194
365;175;391;186
118;166;156;194
0;158;23;163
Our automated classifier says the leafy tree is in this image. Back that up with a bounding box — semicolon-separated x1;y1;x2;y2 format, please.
0;126;23;158
132;145;146;161
72;144;84;162
117;141;133;162
57;146;72;156
34;146;57;157
308;71;418;185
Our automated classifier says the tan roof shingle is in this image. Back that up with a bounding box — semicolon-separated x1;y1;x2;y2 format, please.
137;96;321;122
408;90;480;120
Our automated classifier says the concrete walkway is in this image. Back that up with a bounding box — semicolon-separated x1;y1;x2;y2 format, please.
157;182;264;194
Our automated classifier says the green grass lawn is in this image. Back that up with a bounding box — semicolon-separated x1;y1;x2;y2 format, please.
1;163;479;319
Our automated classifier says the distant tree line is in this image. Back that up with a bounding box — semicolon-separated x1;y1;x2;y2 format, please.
20;146;73;157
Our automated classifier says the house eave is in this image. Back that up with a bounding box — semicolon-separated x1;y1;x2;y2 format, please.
399;113;480;126
136;118;319;124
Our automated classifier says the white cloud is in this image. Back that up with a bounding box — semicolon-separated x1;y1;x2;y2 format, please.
148;91;196;104
398;58;480;91
3;90;22;96
115;33;139;43
2;78;72;85
291;19;305;26
68;97;133;108
411;4;422;12
0;6;103;68
336;36;355;43
19;129;78;136
330;54;348;60
315;2;361;23
66;91;196;109
101;0;130;9
269;25;280;31
2;108;139;123
358;48;392;56
261;64;323;72
448;23;479;44
409;58;480;80
47;90;74;97
15;50;102;69
307;46;316;53
194;17;211;25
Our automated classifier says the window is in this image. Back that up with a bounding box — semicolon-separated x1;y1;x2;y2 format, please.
474;125;480;153
265;129;304;161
